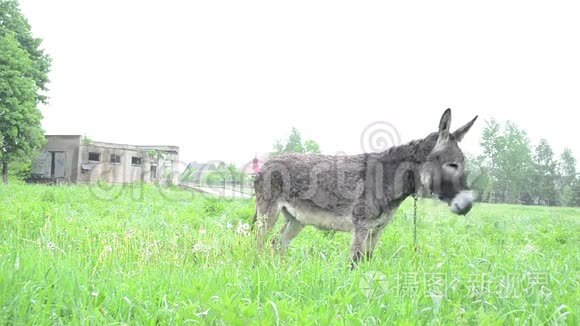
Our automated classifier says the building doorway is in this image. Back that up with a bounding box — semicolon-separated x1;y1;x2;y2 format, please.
50;152;66;178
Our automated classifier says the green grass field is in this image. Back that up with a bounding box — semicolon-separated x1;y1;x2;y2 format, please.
0;183;578;325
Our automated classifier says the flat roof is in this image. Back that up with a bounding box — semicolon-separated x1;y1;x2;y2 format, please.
45;135;179;152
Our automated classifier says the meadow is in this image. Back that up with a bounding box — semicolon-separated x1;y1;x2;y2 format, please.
0;183;578;325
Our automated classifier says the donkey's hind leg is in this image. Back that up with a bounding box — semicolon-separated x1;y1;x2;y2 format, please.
350;225;386;269
277;207;304;255
364;226;386;260
255;203;281;251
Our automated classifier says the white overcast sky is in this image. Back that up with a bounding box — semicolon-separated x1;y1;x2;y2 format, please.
18;1;580;168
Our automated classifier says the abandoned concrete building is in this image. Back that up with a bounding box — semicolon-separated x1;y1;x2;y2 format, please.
31;135;179;184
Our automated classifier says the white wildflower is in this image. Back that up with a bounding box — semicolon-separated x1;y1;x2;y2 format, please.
124;229;135;239
196;309;209;317
46;241;58;251
192;242;211;254
255;217;266;230
520;243;537;255
236;222;250;237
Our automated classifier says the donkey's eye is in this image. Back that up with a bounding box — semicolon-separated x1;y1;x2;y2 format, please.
447;163;459;169
443;162;460;172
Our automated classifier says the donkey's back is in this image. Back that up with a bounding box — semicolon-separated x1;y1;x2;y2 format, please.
254;154;365;214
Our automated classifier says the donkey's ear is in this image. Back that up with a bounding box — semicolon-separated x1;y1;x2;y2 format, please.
437;109;452;142
452;115;478;142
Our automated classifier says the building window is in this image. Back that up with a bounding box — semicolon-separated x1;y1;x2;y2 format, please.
131;156;142;165
88;152;101;162
110;154;121;164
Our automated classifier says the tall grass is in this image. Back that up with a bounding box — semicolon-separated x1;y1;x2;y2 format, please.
0;183;578;324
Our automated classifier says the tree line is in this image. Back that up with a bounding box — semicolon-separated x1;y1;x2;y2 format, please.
266;124;578;207
180;128;321;187
467;119;578;207
1;2;578;208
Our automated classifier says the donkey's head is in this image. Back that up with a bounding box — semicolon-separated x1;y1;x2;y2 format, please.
420;109;478;215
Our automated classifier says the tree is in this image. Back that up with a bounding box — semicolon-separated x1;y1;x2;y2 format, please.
573;177;580;207
479;120;534;204
480;119;501;172
0;33;45;183
225;163;246;184
0;1;50;182
478;119;577;206
272;127;321;156
558;149;577;206
479;119;501;202
0;0;52;103
465;153;491;202
558;148;576;186
531;139;559;205
303;139;321;154
201;163;248;186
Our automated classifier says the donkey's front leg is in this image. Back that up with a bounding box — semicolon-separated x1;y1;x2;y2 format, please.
350;226;371;269
350;201;383;269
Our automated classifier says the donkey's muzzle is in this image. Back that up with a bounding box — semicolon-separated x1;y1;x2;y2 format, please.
450;191;473;215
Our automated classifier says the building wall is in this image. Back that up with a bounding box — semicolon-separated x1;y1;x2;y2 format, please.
77;143;179;184
31;135;82;182
32;135;179;184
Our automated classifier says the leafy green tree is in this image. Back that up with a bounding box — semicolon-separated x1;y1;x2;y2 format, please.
0;0;52;103
0;1;51;182
503;122;535;204
560;184;575;207
573;178;580;207
479;119;501;202
0;33;45;183
465;153;491;202
480;119;500;168
272;127;321;156
532;139;559;205
303;139;321;154
480;120;534;204
557;148;577;206
225;163;247;184
203;171;226;186
285;127;304;153
202;163;248;186
558;149;576;185
477;119;578;206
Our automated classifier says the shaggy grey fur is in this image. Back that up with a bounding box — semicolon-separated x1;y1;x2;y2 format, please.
253;109;477;266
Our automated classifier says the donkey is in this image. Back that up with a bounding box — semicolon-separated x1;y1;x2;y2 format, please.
253;109;477;266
